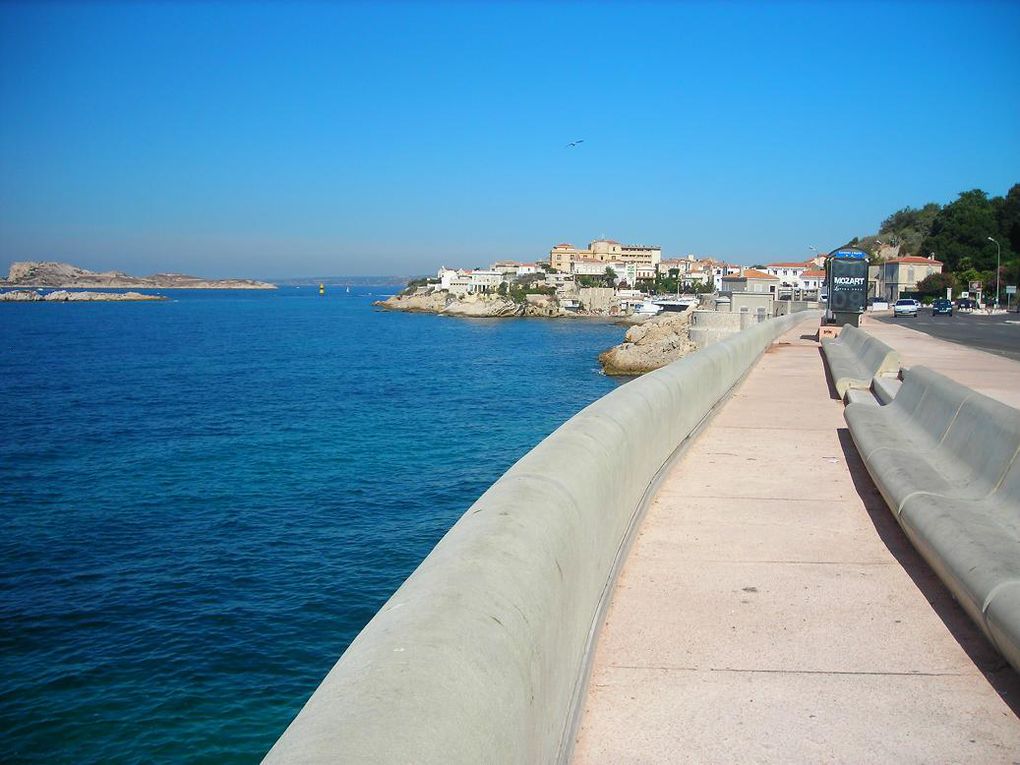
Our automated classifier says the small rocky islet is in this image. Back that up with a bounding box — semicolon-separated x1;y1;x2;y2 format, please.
0;289;165;302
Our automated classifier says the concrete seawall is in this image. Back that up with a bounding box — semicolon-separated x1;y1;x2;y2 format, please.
264;311;818;764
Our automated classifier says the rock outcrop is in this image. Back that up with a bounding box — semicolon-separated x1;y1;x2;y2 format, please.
0;289;166;302
374;290;568;318
1;261;276;290
598;310;698;375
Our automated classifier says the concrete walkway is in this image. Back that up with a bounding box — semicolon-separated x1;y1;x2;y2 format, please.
573;318;1020;763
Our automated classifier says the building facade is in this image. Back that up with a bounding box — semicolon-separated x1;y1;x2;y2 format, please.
549;239;661;274
719;269;780;295
877;256;943;301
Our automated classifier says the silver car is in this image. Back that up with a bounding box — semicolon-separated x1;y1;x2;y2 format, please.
893;298;918;317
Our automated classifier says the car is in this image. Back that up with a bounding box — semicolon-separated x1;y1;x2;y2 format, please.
931;298;953;316
893;298;918;317
955;298;976;311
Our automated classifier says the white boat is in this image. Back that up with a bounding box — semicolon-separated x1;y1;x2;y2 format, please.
634;300;662;315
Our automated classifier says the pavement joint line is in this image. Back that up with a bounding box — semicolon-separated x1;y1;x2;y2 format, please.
676;495;855;502
641;559;897;566
709;422;836;428
605;665;968;678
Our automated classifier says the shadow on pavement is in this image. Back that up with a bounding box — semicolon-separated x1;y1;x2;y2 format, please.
817;347;842;401
836;428;1020;716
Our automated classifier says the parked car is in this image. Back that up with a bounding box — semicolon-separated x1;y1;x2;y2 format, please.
893;298;918;317
931;298;953;316
956;298;976;311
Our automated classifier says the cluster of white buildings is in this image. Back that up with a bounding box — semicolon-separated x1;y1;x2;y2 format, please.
435;261;545;295
429;238;944;306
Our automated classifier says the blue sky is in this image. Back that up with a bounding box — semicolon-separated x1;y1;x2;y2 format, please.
1;1;1018;278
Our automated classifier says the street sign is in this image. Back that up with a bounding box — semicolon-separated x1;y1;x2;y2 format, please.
970;281;982;291
831;249;867;260
1007;285;1017;295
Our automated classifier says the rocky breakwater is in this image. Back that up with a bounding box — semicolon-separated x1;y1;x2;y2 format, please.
599;310;698;375
0;290;166;302
374;290;565;318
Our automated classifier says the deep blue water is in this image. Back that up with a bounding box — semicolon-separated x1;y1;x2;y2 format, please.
0;287;625;763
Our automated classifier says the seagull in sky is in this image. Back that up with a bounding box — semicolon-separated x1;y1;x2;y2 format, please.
565;139;584;148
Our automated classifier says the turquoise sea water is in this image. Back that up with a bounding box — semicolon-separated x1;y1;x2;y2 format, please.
0;288;625;763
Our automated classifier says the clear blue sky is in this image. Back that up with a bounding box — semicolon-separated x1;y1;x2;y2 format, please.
1;1;1018;278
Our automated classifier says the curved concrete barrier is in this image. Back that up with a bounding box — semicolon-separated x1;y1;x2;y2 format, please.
845;366;1020;672
264;310;819;764
820;325;900;398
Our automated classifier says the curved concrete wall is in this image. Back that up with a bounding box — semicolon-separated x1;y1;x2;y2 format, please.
264;310;818;764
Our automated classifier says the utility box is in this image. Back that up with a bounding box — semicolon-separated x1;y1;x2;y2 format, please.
826;248;869;327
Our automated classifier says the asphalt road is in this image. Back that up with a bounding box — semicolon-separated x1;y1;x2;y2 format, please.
874;309;1020;362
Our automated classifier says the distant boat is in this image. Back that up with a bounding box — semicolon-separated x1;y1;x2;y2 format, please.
634;301;662;315
319;283;325;295
346;286;350;294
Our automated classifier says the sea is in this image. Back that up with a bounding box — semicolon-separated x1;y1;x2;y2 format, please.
0;287;627;764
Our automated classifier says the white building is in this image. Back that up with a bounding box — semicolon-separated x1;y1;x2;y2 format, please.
469;270;505;293
798;269;826;293
437;267;472;295
712;264;743;291
764;261;812;286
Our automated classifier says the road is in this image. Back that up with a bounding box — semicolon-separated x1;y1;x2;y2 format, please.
873;309;1020;362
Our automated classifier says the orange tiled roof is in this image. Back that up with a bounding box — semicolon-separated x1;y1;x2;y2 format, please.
724;269;779;280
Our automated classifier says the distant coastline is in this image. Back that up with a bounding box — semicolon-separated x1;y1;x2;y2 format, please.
1;261;277;290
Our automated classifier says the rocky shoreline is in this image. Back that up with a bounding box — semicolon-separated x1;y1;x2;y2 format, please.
377;289;702;375
374;290;567;318
0;289;166;302
598;311;698;375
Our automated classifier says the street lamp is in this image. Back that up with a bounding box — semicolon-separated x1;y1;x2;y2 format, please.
988;236;1001;309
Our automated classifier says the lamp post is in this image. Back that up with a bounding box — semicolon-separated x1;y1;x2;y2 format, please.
988;236;1001;309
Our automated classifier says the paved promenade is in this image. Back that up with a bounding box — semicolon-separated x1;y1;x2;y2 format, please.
574;317;1020;763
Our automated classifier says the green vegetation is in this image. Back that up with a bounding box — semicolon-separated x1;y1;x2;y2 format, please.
576;268;618;288
498;276;555;304
402;276;431;295
859;183;1019;301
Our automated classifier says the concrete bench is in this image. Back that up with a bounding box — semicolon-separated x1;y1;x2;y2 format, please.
845;366;1020;671
821;325;900;399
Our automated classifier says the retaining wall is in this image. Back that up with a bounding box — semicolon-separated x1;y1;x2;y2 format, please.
264;310;819;764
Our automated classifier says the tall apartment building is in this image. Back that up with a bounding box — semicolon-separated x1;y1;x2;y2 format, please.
549;239;661;274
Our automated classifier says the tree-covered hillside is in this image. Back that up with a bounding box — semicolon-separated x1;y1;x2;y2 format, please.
856;183;1019;302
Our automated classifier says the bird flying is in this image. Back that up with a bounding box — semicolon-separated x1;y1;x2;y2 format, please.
565;139;584;148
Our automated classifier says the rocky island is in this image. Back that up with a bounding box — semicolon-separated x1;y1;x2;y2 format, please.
1;261;276;290
0;289;165;302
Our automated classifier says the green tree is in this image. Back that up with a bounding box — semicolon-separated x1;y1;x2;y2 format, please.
920;189;1008;272
998;183;1020;253
914;272;957;300
879;203;941;255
